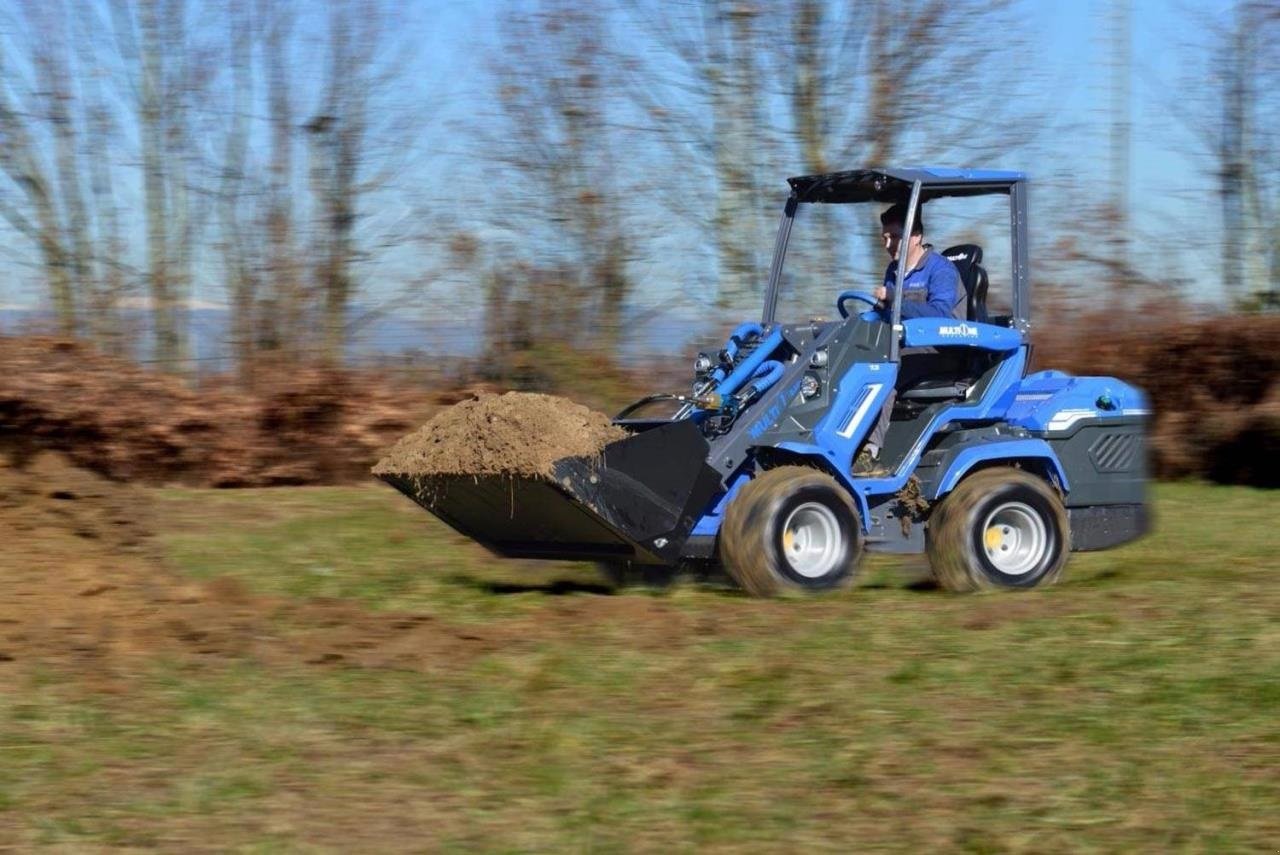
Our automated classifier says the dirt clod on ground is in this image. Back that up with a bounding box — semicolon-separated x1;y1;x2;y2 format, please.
0;448;155;554
373;391;627;478
0;448;510;681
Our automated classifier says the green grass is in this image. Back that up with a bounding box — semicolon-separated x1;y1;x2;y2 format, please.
150;485;620;627
1;482;1276;851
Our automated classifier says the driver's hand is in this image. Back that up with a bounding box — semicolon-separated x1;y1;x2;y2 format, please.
873;285;887;302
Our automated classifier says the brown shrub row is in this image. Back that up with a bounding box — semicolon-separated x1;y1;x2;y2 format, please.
1032;313;1280;486
0;337;439;487
3;315;1277;489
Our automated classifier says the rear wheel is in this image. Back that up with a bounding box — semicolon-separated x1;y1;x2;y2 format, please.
926;467;1069;592
720;466;864;597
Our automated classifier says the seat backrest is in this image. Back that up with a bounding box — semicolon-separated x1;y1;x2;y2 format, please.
941;244;989;324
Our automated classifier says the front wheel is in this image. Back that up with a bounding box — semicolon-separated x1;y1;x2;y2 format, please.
926;467;1069;592
720;466;865;597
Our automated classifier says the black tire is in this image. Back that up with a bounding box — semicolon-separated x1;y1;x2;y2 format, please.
926;467;1069;593
720;466;865;597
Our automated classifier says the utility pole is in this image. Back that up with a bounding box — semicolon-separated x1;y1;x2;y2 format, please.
1109;0;1132;270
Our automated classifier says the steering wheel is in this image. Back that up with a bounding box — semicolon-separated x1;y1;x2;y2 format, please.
836;290;880;319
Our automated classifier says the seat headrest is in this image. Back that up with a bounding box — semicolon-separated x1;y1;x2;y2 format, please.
942;244;983;269
941;244;989;324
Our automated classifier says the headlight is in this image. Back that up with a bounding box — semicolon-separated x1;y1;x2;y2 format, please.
801;373;821;399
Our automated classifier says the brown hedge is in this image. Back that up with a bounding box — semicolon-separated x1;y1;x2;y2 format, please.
0;337;437;487
3;316;1276;488
1032;313;1279;486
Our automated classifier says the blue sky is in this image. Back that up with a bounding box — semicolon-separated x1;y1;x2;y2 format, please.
435;0;1223;313
385;0;1232;310
0;0;1238;319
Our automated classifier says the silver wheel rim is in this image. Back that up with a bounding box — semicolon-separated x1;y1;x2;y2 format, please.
782;502;843;579
981;501;1048;576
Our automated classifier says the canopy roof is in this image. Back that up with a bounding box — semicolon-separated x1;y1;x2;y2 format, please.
786;167;1026;204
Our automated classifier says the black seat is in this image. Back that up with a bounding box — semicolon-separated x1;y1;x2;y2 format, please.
898;378;971;401
895;349;979;404
941;244;989;323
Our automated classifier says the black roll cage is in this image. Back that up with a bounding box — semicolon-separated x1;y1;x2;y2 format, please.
760;169;1031;362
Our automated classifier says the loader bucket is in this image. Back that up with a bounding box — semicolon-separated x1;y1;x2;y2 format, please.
377;420;723;566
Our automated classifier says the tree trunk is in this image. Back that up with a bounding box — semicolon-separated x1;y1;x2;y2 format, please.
265;3;301;360
140;0;179;365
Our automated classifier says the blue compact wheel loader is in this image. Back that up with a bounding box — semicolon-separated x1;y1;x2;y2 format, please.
380;168;1150;595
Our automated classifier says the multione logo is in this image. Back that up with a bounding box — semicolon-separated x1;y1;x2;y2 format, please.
938;324;979;337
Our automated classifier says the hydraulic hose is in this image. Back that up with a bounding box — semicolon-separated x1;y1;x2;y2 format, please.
724;322;764;358
738;359;784;402
712;322;765;383
716;327;784;399
689;356;785;423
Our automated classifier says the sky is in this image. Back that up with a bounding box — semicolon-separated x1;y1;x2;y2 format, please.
1030;0;1222;269
451;0;1229;309
0;0;1241;323
360;0;1233;309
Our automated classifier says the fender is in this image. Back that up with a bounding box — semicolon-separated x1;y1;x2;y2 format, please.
688;449;875;540
928;437;1070;500
770;440;874;530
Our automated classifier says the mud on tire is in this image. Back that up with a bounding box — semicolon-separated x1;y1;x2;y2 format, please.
720;466;864;597
926;467;1069;593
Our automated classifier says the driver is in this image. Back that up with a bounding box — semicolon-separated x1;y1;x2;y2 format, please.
872;203;964;321
855;203;964;474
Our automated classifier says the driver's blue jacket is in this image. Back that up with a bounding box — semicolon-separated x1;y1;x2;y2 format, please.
879;248;964;320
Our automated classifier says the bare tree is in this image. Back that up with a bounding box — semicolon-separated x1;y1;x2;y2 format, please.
481;0;634;348
302;0;421;363
620;0;773;309
136;0;178;362
770;0;869;294
1152;1;1279;307
205;0;426;375
107;0;213;366
306;7;362;365
621;0;1038;309
0;0;146;345
1214;2;1277;302
262;0;302;357
81;26;130;355
0;0;427;372
217;0;257;381
0;3;83;336
217;0;302;367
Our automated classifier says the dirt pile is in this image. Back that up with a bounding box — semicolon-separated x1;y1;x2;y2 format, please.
0;448;510;680
1033;313;1280;487
0;448;154;554
373;391;627;478
0;336;434;487
0;447;207;673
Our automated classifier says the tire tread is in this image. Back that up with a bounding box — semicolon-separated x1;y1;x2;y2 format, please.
926;466;1069;593
721;466;861;597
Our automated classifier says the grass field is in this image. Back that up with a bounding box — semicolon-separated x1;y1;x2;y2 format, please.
1;482;1277;851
